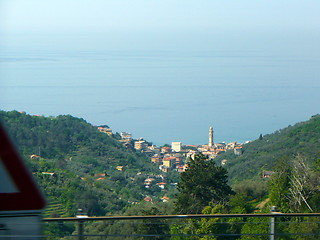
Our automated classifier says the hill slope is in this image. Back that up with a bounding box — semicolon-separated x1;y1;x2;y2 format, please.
215;114;320;183
0;110;173;217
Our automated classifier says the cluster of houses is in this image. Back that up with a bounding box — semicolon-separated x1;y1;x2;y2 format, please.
97;125;243;173
149;141;243;173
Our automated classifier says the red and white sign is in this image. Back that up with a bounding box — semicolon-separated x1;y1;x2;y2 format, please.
0;124;46;211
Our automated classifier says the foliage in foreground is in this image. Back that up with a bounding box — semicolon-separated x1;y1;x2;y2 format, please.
175;153;234;214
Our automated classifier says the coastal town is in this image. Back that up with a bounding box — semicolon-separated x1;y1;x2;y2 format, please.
97;125;245;174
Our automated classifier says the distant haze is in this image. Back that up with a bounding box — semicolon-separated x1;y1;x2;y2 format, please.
1;0;320;145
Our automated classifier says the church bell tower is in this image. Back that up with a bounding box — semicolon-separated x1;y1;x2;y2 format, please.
209;126;214;147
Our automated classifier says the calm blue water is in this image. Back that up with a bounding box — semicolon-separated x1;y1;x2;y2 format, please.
1;43;320;145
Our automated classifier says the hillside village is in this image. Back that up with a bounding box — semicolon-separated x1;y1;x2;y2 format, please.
96;125;246;203
97;125;244;174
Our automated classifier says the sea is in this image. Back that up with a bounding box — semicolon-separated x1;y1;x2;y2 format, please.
1;33;320;146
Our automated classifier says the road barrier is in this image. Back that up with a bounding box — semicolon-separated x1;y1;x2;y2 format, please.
39;213;320;239
2;213;320;238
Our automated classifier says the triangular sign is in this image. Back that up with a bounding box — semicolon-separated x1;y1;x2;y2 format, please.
0;124;46;211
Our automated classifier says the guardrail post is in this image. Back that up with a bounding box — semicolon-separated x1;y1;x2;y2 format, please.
78;219;84;240
76;208;87;240
270;206;279;240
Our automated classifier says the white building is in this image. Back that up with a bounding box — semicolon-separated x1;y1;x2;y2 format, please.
121;132;132;142
171;142;182;152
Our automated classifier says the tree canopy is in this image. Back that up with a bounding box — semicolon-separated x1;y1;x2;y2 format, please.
176;153;234;214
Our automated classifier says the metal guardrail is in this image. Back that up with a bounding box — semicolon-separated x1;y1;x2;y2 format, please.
44;212;320;221
1;213;320;238
40;213;320;239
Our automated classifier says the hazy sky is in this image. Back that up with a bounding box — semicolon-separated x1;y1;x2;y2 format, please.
1;0;319;55
2;1;320;29
2;0;320;35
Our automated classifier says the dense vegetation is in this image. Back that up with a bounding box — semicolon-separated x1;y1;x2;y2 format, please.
2;110;320;238
0;110;176;218
215;114;320;184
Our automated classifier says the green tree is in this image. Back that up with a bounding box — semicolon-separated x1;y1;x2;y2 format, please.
175;153;234;214
195;204;230;240
240;216;269;240
268;156;291;213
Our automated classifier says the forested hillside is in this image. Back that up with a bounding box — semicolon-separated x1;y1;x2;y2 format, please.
0;110;175;218
2;110;320;237
215;114;320;184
